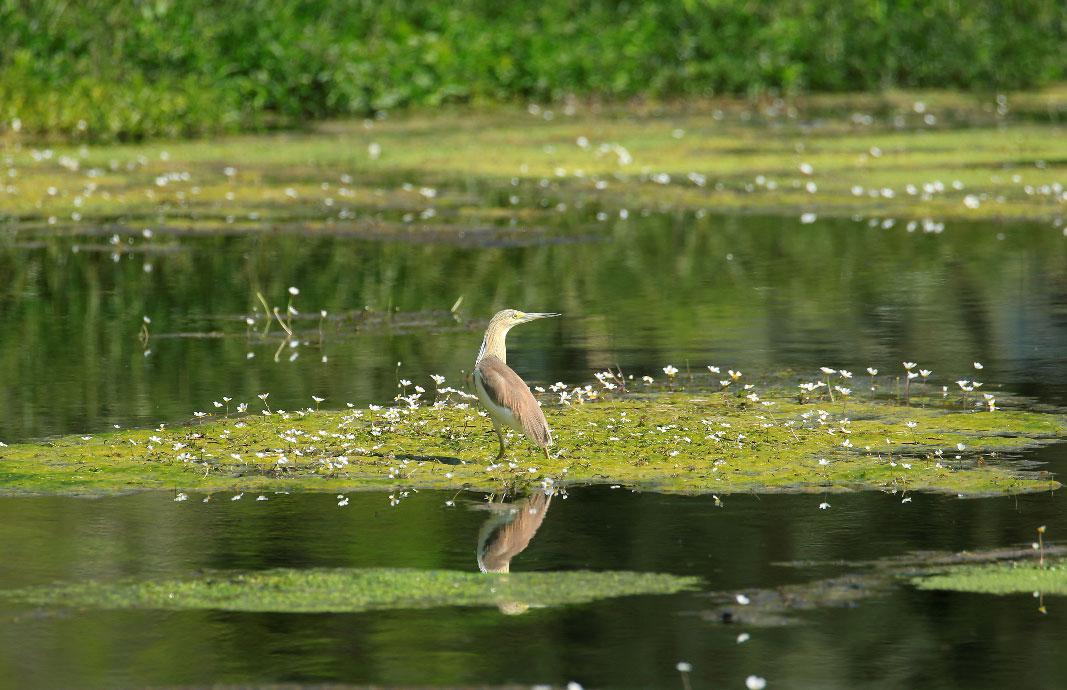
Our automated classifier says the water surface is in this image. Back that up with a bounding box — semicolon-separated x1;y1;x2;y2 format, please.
1;484;1066;689
1;211;1066;689
1;213;1064;441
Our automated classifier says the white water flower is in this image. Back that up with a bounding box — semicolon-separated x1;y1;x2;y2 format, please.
819;502;831;510
746;675;768;690
663;365;679;377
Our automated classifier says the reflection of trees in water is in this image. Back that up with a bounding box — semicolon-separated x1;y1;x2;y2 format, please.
0;215;1065;438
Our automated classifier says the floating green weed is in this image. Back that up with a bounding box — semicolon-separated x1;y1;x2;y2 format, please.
3;95;1066;230
911;560;1067;596
701;546;1063;626
0;568;699;614
0;388;1062;496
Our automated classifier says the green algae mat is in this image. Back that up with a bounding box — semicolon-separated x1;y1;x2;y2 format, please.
911;561;1067;596
1;387;1063;497
0;568;699;614
4;91;1067;236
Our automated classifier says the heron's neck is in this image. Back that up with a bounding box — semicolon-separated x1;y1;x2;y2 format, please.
477;325;509;364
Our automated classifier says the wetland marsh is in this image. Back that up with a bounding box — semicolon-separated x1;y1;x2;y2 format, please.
1;97;1066;688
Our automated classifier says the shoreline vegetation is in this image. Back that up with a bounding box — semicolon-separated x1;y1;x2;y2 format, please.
2;1;1065;142
1;378;1063;497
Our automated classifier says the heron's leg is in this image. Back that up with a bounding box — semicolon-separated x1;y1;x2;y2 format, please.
542;445;550;460
493;422;506;460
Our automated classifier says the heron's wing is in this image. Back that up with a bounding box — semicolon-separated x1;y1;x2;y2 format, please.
478;492;552;573
476;356;552;447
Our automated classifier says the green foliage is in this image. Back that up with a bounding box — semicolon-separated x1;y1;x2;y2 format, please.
1;0;1064;140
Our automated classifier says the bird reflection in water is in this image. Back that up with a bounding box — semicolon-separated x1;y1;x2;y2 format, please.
477;490;552;573
476;489;553;615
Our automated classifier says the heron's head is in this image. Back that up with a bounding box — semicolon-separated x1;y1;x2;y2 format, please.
491;309;561;330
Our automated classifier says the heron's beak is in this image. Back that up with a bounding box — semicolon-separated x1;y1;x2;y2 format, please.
520;312;561;322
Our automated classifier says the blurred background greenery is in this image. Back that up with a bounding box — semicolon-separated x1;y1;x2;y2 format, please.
2;0;1064;141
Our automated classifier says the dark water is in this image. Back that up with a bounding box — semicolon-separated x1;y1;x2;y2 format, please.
1;483;1067;690
1;212;1066;688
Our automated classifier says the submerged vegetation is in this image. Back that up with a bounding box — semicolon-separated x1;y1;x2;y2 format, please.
2;1;1064;141
0;567;699;613
1;372;1062;497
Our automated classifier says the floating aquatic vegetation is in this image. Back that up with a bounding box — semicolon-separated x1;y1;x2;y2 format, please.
701;545;1063;627
911;560;1067;596
0;568;700;614
0;377;1062;496
3;97;1066;241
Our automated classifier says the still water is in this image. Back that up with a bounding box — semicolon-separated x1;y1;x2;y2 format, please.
1;484;1066;689
1;212;1066;688
1;213;1065;442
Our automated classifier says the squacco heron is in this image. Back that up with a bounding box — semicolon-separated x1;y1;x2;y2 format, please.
474;309;559;460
